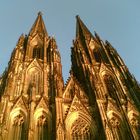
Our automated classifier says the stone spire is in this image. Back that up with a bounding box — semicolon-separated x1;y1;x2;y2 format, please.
0;13;140;140
29;12;48;37
76;15;94;44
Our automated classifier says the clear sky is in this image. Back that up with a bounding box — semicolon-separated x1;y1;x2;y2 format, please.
0;0;140;83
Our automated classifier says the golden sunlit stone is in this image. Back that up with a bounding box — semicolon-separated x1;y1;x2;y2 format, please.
0;13;140;140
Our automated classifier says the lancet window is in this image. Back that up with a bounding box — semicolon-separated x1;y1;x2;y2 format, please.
128;111;140;139
69;118;93;140
28;69;43;96
107;111;124;140
9;113;26;140
103;75;117;100
33;46;43;59
35;114;48;140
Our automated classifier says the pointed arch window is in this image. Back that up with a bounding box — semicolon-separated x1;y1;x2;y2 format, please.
9;114;26;140
28;69;43;97
128;111;140;139
70;118;93;140
33;46;44;59
103;75;117;100
106;128;114;140
35;114;48;140
107;111;126;140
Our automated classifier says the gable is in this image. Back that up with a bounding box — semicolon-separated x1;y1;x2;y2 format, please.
12;96;28;113
63;75;88;101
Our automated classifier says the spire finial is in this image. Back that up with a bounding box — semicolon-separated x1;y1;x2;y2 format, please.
29;12;48;37
76;15;94;40
76;15;80;19
38;11;43;16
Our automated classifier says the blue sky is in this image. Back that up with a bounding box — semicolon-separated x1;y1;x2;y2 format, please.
0;0;140;82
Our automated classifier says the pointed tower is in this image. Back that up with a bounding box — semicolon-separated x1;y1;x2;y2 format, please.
0;13;64;140
70;16;140;140
25;12;48;61
0;13;140;140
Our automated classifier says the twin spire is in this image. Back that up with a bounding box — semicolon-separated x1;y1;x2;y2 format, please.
29;12;94;41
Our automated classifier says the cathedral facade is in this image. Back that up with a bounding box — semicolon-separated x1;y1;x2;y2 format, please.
0;13;140;140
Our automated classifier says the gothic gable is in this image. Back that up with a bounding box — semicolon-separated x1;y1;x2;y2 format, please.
26;58;43;72
99;63;112;76
107;99;119;112
29;34;44;47
63;75;88;101
12;96;28;113
65;94;90;120
35;97;49;111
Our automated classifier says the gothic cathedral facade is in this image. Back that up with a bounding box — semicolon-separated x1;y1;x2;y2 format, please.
0;13;140;140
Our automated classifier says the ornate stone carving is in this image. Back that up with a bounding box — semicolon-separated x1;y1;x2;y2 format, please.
128;110;139;127
37;115;47;126
109;117;120;127
13;114;24;126
0;13;139;140
107;110;121;127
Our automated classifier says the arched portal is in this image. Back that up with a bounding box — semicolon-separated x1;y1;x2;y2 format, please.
65;112;96;140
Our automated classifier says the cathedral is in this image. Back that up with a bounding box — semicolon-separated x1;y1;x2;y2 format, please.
0;12;140;140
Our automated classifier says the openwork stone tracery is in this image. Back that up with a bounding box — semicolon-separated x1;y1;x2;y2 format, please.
0;13;140;140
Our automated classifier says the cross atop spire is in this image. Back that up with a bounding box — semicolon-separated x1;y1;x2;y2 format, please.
29;12;48;37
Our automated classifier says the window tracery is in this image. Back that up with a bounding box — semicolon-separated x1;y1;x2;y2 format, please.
128;111;140;139
33;46;43;59
107;111;124;140
9;113;25;140
129;117;139;127
28;69;43;97
35;114;48;140
70;118;92;140
109;115;120;128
